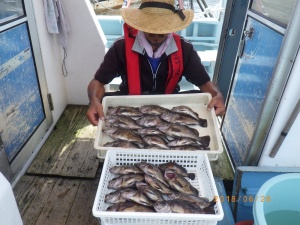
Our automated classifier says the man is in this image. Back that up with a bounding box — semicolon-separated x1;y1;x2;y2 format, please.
87;0;225;126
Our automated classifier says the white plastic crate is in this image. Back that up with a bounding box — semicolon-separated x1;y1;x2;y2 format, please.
95;93;223;159
92;150;224;225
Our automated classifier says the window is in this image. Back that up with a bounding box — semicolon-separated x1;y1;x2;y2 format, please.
251;0;296;27
0;0;24;25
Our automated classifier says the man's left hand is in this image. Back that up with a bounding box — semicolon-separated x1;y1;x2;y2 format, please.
207;94;225;116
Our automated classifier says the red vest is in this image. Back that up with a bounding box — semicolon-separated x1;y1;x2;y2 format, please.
124;23;183;94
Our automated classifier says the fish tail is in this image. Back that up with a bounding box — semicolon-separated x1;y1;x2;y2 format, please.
208;199;216;207
187;173;196;180
199;118;207;127
203;200;216;212
198;135;210;147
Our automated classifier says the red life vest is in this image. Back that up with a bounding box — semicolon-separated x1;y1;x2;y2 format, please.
124;23;183;95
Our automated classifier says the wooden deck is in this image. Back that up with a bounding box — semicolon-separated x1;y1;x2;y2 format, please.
13;105;234;225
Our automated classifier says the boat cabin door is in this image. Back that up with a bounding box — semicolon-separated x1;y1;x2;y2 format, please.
215;0;298;167
0;0;53;183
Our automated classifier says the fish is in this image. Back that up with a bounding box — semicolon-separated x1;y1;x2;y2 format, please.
104;188;135;204
121;188;154;206
156;122;202;141
109;165;143;175
107;106;143;117
168;192;216;210
139;105;170;115
135;181;165;202
105;115;143;130
161;111;207;127
142;135;169;149
107;174;144;189
137;127;167;137
135;115;165;127
164;168;199;196
167;137;200;147
167;136;210;148
171;105;201;120
145;145;169;149
144;175;173;195
106;201;155;212
153;200;204;214
158;162;195;180
103;141;141;149
102;126;146;147
170;145;210;150
135;162;169;187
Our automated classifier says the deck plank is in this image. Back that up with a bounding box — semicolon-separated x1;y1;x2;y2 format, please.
13;176;58;225
13;105;102;225
210;149;234;181
65;178;100;225
35;178;80;225
14;175;100;225
60;124;99;178
27;105;99;178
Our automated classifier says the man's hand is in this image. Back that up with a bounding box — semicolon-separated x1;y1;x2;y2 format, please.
86;79;106;126
207;93;225;116
199;81;226;117
86;101;105;126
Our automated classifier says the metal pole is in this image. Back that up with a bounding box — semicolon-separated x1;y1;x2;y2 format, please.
269;98;300;158
195;0;207;17
200;0;214;17
244;0;300;165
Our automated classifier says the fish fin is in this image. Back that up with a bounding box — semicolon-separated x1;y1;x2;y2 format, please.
174;180;185;188
192;187;199;196
133;142;144;148
190;127;199;135
170;127;181;133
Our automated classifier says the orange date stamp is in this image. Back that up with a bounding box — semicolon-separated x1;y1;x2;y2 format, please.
214;195;271;203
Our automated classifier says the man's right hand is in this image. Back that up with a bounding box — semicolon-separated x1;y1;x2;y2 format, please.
86;101;105;126
86;79;106;126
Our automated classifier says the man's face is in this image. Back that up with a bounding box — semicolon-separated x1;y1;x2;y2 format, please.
144;32;169;47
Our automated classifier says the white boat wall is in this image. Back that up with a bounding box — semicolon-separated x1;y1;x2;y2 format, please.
1;0;107;184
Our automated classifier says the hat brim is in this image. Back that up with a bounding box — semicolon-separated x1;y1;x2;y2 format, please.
121;8;194;34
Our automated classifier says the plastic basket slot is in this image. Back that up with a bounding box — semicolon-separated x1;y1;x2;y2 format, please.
102;217;214;225
113;152;200;168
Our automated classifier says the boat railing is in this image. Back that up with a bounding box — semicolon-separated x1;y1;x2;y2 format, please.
98;15;221;51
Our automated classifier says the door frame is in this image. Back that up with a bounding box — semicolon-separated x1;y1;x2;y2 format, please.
243;2;300;165
0;0;53;182
213;0;250;101
217;0;300;166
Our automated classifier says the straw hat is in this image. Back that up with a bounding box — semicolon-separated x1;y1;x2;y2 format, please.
121;0;194;34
